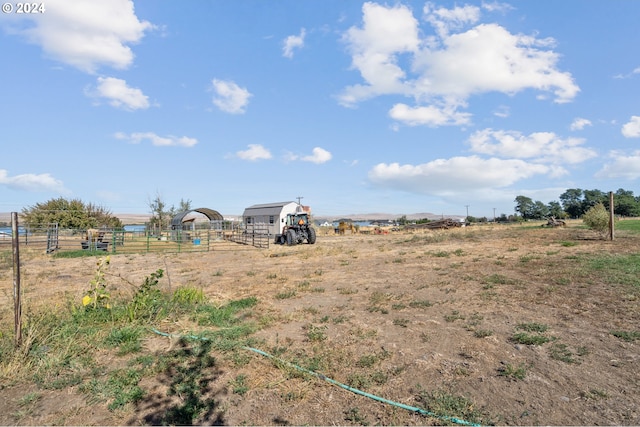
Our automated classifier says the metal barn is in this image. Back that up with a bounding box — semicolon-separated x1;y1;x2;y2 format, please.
242;201;303;236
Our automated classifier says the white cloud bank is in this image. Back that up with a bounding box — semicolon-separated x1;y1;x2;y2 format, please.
211;79;252;114
596;150;640;180
468;129;597;165
87;77;150;110
0;169;70;194
369;157;550;194
368;128;596;198
283;28;306;58
115;132;197;147
4;0;154;73
340;2;579;127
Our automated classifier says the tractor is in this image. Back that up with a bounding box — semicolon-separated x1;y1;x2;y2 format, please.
277;212;316;245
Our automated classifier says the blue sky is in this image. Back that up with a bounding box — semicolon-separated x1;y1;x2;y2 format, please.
1;0;640;219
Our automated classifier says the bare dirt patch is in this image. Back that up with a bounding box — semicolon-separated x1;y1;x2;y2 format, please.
1;223;639;425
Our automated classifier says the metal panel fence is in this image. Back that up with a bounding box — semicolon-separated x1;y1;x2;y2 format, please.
0;227;210;254
0;222;272;254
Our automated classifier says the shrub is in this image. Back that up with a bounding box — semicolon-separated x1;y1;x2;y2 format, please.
582;203;611;236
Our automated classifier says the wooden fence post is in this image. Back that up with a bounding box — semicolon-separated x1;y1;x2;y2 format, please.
609;191;615;241
11;212;22;347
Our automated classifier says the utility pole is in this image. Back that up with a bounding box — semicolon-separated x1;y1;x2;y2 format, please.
296;196;304;206
465;205;469;219
493;208;496;222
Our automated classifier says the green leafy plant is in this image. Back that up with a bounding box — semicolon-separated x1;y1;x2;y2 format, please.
444;310;465;322
415;387;490;425
344;407;370;425
126;269;165;321
498;363;527;380
517;322;548;333
82;256;111;309
610;330;640;342
230;374;249;395
305;324;327;342
512;332;551;346
549;343;579;364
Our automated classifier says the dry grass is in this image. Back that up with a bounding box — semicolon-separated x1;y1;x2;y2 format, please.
1;221;639;425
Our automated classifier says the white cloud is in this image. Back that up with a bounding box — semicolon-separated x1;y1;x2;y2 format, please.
283;28;306;58
236;144;272;161
339;3;579;126
115;132;197;147
413;24;578;103
88;77;149;110
614;67;640;79
423;3;481;38
595;150;640;179
339;2;420;105
5;0;154;73
468;129;597;164
493;105;510;118
621;116;640;138
481;2;515;13
389;103;471;126
284;147;332;164
368;157;551;194
211;79;252;114
0;169;70;193
570;117;592;131
301;147;332;164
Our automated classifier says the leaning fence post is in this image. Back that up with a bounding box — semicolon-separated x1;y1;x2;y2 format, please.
11;212;22;347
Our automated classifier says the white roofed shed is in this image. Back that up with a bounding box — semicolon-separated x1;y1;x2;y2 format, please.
242;201;302;236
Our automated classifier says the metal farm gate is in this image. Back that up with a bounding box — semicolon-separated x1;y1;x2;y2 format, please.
227;223;271;249
46;223;58;253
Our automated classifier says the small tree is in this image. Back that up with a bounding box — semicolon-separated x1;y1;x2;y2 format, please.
148;195;194;235
148;193;170;235
582;203;610;237
21;197;122;229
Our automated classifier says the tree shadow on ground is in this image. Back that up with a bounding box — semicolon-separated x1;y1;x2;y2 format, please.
128;337;226;425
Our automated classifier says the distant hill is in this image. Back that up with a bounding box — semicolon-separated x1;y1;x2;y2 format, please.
313;212;465;222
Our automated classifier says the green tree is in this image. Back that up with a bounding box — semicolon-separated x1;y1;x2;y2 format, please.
582;189;607;213
148;195;193;234
148;193;170;234
547;201;566;218
21;197;122;229
613;189;640;217
168;198;193;218
531;201;549;219
396;215;408;225
559;188;583;218
514;195;535;219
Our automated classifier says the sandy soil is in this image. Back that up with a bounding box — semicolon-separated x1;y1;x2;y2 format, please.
0;222;638;425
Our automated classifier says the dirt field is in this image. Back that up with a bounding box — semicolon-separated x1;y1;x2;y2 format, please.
0;222;638;425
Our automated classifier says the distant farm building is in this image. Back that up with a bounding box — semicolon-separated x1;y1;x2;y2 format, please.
242;201;309;236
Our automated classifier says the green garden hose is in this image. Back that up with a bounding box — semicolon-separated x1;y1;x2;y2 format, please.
151;328;481;426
